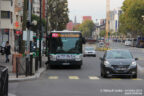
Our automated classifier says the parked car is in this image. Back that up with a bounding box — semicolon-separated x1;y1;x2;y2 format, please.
125;39;132;46
131;38;137;47
99;42;105;47
83;47;96;57
100;49;138;78
0;41;6;55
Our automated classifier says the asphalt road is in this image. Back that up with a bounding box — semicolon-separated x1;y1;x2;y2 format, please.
9;41;144;96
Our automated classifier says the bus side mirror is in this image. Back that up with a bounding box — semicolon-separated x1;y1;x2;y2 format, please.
82;37;86;44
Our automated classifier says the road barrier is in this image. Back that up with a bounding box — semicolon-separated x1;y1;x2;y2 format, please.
0;66;8;96
12;52;41;78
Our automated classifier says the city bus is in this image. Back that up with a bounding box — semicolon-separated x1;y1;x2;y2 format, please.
46;31;85;69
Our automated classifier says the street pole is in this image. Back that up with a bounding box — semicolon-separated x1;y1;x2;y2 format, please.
46;2;48;56
39;0;42;67
26;0;32;76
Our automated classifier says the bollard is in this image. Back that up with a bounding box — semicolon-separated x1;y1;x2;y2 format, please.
16;57;19;78
35;56;39;71
30;54;33;75
25;58;29;77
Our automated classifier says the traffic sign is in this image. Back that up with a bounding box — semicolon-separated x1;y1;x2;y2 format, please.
15;21;19;28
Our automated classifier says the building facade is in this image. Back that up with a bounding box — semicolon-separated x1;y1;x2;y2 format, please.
83;16;92;22
0;0;23;52
110;7;122;33
32;0;47;19
0;0;15;50
32;0;40;16
66;21;73;31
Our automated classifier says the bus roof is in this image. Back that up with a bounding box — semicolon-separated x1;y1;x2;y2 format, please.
51;30;81;33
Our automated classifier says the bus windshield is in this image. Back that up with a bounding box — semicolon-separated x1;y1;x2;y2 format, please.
49;33;82;54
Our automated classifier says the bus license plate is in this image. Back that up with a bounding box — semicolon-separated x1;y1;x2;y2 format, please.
57;55;73;60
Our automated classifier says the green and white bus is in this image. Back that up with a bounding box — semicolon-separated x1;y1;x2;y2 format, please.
47;31;85;69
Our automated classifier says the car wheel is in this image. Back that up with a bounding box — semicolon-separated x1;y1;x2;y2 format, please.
132;74;137;78
76;65;81;69
49;65;55;69
101;72;103;77
103;73;107;78
101;71;107;78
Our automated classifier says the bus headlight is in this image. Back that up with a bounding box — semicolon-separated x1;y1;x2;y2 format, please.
75;55;82;61
50;55;56;61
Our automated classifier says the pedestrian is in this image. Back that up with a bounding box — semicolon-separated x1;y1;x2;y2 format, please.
5;41;11;63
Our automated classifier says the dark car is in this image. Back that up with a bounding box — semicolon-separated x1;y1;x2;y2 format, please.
100;49;138;78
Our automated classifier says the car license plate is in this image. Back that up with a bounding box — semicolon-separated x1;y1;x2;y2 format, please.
62;63;70;65
117;68;127;70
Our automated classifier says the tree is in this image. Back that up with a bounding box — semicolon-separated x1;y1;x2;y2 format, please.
47;0;69;31
77;20;95;37
100;30;106;37
31;14;46;32
119;0;144;37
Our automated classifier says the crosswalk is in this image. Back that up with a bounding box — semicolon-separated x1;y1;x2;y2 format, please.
47;76;143;80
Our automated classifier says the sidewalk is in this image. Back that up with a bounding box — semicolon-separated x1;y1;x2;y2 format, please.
0;54;47;82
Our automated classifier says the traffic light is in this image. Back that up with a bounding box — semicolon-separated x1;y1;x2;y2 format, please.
26;21;31;28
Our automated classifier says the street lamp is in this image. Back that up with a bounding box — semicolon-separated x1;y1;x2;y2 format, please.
32;20;37;26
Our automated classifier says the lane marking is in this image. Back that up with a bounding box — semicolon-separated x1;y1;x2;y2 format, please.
69;76;79;80
132;78;142;80
48;76;59;79
89;76;100;80
138;58;143;60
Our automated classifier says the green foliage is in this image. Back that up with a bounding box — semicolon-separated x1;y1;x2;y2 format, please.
31;14;46;32
77;20;95;37
119;0;144;37
100;30;106;37
47;0;69;31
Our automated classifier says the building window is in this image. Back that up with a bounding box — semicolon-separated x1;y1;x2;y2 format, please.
1;11;10;19
11;0;13;6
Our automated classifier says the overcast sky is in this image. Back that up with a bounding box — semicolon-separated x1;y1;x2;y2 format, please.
67;0;125;23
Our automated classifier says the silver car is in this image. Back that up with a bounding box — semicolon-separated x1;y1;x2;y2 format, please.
83;47;96;57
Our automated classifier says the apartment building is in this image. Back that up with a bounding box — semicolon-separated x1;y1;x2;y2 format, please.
0;0;14;47
32;0;40;16
0;0;23;52
33;0;47;18
110;7;122;33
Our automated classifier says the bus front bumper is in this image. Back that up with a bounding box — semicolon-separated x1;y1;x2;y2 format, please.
49;60;82;66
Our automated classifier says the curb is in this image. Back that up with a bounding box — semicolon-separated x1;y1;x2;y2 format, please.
9;68;46;82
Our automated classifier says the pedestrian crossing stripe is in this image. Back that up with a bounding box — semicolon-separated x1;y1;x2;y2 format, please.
69;76;79;80
138;58;143;60
89;76;100;80
48;76;59;79
47;76;143;80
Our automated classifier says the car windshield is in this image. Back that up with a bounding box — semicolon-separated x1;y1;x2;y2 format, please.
106;50;133;59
